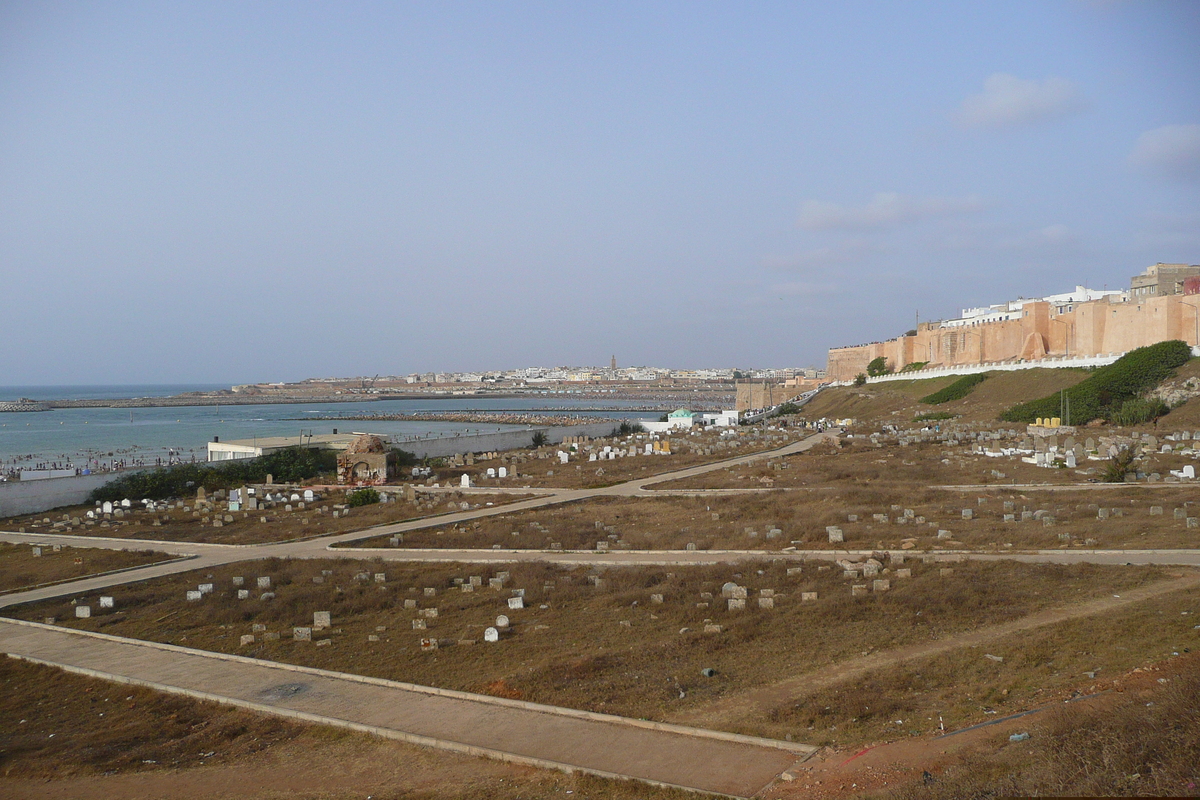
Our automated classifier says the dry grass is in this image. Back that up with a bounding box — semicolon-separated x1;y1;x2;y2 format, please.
801;369;1089;426
391;457;1200;554
0;657;696;799
0;543;168;593
759;582;1200;748
461;427;803;491
876;652;1200;799
1;491;530;546
5;557;1169;738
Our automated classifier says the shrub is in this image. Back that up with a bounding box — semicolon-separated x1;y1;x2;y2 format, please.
853;373;867;387
530;431;548;448
920;373;988;405
616;420;646;435
1001;340;1192;424
346;488;380;506
866;357;891;376
89;446;338;503
899;361;928;373
1101;446;1138;483
773;402;801;417
1110;397;1170;426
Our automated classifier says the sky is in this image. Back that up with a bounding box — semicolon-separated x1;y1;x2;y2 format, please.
2;1;1198;384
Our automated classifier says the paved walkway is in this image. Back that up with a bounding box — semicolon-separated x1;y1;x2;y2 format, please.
0;618;810;798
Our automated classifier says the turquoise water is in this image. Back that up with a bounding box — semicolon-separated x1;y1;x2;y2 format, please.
0;387;655;472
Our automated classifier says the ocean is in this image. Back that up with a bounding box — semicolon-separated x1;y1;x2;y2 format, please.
0;386;657;471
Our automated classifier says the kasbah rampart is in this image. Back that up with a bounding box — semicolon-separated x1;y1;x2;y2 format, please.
826;262;1200;382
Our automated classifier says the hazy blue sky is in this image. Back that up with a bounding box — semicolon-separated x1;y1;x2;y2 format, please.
2;1;1198;384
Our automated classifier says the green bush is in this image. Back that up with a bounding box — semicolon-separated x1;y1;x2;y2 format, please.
347;487;380;506
89;446;338;503
853;373;867;386
773;402;802;416
866;357;891;376
1001;341;1192;425
616;420;646;435
899;361;928;373
920;373;988;404
1110;397;1170;426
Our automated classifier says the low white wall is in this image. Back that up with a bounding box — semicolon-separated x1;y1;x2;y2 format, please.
834;349;1170;387
0;469;150;518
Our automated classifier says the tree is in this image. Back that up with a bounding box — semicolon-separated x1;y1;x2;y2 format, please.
866;357;891;376
530;431;548;448
853;373;867;386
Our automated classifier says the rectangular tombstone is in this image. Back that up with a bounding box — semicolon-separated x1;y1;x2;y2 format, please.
313;611;331;629
851;585;868;597
873;579;890;592
293;627;312;641
198;583;213;594
757;596;775;609
374;573;386;583
237;589;249;600
650;594;664;604
240;634;255;646
186;590;202;601
75;605;91;618
232;577;244;587
727;597;746;610
801;591;818;602
507;596;524;610
412;619;427;630
404;599;417;609
257;577;271;589
896;568;912;578
827;528;844;543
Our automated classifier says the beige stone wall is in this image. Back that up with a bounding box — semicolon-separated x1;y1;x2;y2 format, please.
826;295;1198;381
735;382;792;412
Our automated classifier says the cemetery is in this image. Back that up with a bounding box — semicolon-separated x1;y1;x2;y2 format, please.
0;542;168;593
0;486;530;546
8;554;1175;748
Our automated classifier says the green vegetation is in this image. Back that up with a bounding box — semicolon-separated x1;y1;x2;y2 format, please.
616;420;646;435
899;361;928;373
920;373;988;404
90;447;338;503
914;411;955;422
853;373;867;386
346;488;380;507
1102;446;1138;483
866;356;891;376
1001;340;1192;425
530;431;548;448
1110;397;1170;427
773;402;801;416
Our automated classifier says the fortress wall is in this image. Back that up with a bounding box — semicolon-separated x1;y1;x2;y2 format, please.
826;294;1200;382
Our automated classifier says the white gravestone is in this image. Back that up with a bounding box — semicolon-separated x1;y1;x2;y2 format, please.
484;626;499;643
507;596;524;610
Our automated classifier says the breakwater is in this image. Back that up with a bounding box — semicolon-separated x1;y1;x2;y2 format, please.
287;412;620;426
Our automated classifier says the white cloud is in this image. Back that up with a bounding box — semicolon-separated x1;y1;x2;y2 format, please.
796;192;985;231
1128;124;1200;180
953;73;1088;129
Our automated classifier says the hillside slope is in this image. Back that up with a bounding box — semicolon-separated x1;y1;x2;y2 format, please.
804;369;1089;424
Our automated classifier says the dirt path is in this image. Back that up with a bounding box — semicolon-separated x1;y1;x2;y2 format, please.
671;571;1200;730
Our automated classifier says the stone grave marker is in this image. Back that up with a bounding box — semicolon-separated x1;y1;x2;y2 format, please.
313;611;331;629
496;614;509;628
75;605;91;618
237;589;249;600
99;596;114;609
508;596;524;610
484;626;499;643
186;590;202;601
801;592;817;602
257;577;271;589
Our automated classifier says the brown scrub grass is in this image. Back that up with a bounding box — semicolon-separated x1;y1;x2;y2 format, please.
755;581;1200;749
1;491;531;546
347;477;1200;552
0;658;695;800
0;542;169;594
466;427;805;491
5;556;1171;738
656;435;1083;491
800;368;1089;426
875;652;1200;799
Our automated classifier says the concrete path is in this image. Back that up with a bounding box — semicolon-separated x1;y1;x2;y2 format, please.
0;618;810;798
